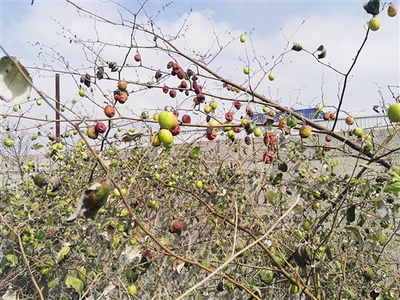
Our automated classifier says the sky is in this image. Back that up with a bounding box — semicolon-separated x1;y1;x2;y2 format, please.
0;0;399;137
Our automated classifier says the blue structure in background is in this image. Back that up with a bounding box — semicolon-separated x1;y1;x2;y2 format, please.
250;108;323;122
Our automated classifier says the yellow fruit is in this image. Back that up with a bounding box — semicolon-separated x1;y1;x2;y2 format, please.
353;127;363;137
368;17;380;31
158;129;174;145
387;103;400;122
268;73;275;81
195;180;203;189
243;66;250;75
240;34;246;43
158;111;176;129
253;127;262;137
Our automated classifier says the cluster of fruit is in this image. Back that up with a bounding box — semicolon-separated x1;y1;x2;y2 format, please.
87;122;107;140
151;110;180;149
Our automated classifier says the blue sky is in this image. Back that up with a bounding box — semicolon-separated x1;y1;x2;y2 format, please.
0;0;399;134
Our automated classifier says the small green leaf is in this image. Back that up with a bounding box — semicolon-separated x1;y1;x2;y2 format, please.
384;182;400;196
189;146;201;159
77;266;86;281
65;275;84;294
5;254;18;266
48;277;59;288
345;226;364;251
31;143;44;150
57;245;70;263
35;230;46;241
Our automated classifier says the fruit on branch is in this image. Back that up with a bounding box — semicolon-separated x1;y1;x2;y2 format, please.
245;105;254;117
158;129;174;145
96;66;104;79
268;73;275;81
155;70;162;81
141;111;149;119
292;42;303;51
167;61;174;69
4;137;14;147
193;80;202;94
263;150;275;164
170;125;181;136
387;4;398;17
108;61;118;72
78;89;86;97
118;80;128;91
209;120;219;130
387;103;400;122
353;127;363;137
150;133;161;147
330;113;336;120
286;115;298;128
172;63;181;72
181;114;191;124
80;73;91;88
364;140;373;152
177;70;186;80
263;132;277;147
87;125;99;139
169;89;177;98
299;125;312;138
244;136;251;145
204;106;212;114
241;117;249;127
178;80;188;92
233;126;240;133
95;122;107;134
36;99;42;106
240;34;246;43
206;128;217;140
345;116;355;125
323;113;331;121
368;17;380;31
243;66;250;75
169;220;184;233
253;127;262;137
65;178;111;222
159;86;169;95
114;89;129;104
227;129;235;139
325;135;332;142
210;100;218;110
196;93;205;103
187;69;195;78
158;111;176;129
234;101;241;110
104;105;115;118
153;112;159;121
225;111;234;122
134;53;141;62
222;121;232;132
244;121;256;134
